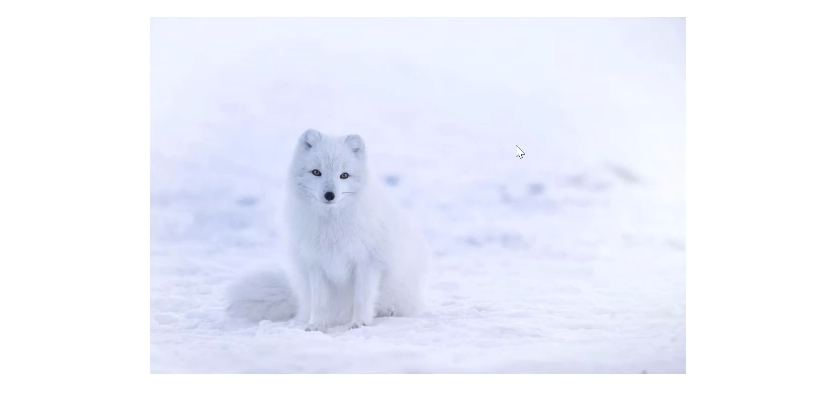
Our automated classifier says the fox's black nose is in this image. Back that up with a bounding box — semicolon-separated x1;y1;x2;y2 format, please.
324;192;335;201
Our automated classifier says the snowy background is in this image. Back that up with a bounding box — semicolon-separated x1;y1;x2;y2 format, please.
150;18;685;373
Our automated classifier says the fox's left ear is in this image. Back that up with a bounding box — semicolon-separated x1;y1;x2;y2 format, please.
299;129;322;149
345;134;365;156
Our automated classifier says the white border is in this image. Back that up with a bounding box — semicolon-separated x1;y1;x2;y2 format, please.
687;4;813;386
148;0;686;17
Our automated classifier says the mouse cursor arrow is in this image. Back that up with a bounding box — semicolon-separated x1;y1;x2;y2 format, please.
516;145;525;159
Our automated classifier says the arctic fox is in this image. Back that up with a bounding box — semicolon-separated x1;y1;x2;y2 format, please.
228;129;429;331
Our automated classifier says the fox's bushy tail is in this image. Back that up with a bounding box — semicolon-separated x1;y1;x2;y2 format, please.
226;270;297;323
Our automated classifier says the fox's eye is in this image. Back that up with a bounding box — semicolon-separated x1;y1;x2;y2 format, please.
340;173;349;179
312;169;321;176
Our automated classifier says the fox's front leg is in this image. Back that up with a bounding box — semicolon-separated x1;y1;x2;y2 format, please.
290;264;311;324
306;269;331;332
350;265;382;329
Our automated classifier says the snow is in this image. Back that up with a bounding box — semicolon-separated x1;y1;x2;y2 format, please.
150;18;685;373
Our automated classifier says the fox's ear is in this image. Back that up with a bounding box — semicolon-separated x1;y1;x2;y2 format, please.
299;129;322;149
345;134;365;155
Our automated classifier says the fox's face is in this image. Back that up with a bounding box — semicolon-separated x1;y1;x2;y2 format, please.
289;129;368;207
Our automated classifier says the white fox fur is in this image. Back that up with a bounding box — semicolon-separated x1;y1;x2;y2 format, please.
227;129;429;331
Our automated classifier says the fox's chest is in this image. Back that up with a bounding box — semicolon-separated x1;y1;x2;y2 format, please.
294;218;378;278
309;222;366;256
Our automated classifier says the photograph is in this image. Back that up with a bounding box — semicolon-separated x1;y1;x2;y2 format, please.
150;17;686;374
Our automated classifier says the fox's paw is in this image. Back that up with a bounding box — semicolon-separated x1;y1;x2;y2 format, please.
305;324;324;332
376;307;396;318
348;321;368;330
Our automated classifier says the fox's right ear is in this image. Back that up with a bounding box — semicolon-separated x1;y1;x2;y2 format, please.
299;129;322;149
344;134;365;155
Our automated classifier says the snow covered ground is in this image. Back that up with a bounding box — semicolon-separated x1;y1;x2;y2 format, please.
150;18;685;373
